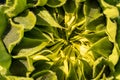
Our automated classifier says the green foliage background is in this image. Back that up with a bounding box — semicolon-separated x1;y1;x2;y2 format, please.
0;0;120;80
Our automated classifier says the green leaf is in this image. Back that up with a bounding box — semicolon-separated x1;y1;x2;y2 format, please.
12;38;49;58
93;65;106;80
116;17;120;49
0;74;6;80
24;27;49;42
0;11;7;37
93;57;108;79
63;45;72;56
47;0;67;8
0;40;11;75
5;0;27;17
32;70;57;80
70;59;86;80
63;0;77;13
72;5;85;29
13;10;36;31
84;0;101;20
81;59;92;79
84;30;106;43
103;7;119;19
3;19;24;53
33;60;52;72
27;0;48;7
31;54;50;61
46;7;65;24
114;59;120;79
63;0;83;28
109;45;119;66
67;62;78;80
89;37;113;58
47;40;64;60
98;0;119;19
9;59;27;76
106;17;117;43
63;0;85;36
26;56;35;74
84;0;105;31
34;7;63;28
35;0;48;6
103;0;117;5
0;0;119;79
85;15;105;31
6;76;33;80
50;58;65;80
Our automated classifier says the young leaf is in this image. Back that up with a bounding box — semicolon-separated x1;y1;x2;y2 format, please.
34;7;63;28
67;62;78;80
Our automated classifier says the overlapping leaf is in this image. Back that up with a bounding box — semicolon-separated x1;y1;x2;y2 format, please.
0;0;120;80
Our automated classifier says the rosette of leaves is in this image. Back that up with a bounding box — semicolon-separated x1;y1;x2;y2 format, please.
0;0;120;80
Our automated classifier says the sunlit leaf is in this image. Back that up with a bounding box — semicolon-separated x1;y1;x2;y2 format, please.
13;10;36;31
3;19;24;53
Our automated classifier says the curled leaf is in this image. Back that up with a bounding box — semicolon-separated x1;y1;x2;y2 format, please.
27;0;48;7
35;0;48;6
5;0;27;17
3;19;24;53
106;17;117;43
13;10;36;31
98;0;119;19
